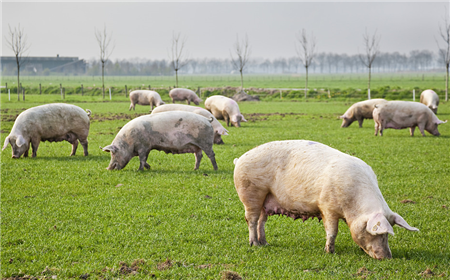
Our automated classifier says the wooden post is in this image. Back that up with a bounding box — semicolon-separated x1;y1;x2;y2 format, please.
148;85;151;90
81;84;84;96
5;83;7;94
39;83;42;95
63;88;65;99
125;85;127;97
22;88;25;101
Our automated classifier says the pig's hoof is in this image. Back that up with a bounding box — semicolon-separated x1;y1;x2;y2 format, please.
258;240;269;246
144;163;150;169
249;240;260;246
324;246;335;254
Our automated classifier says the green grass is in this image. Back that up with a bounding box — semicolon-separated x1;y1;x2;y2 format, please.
1;72;448;91
1;99;449;279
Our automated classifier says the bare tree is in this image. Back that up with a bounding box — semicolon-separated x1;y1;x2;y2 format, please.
5;24;30;101
437;10;450;101
95;25;115;99
359;29;381;99
169;32;189;88
296;29;317;98
230;34;251;93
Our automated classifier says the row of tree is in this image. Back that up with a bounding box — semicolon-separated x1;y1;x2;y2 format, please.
84;49;440;76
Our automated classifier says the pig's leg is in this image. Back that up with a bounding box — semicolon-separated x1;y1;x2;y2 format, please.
409;126;415;136
322;214;339;253
374;122;379;136
70;140;79;156
79;138;89;156
24;142;31;157
245;206;263;246
257;208;269;245
138;151;151;170
194;148;203;170
418;124;426;136
223;112;230;127
129;102;134;111
187;100;190;105
171;97;175;103
30;139;40;158
203;148;218;170
357;118;363;128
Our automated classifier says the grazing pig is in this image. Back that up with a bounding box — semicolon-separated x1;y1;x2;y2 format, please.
233;140;419;260
204;95;247;128
420;89;439;114
2;103;91;158
169;88;203;105
340;99;387;128
373;101;447;136
129;90;165;111
151;104;229;144
102;111;218;171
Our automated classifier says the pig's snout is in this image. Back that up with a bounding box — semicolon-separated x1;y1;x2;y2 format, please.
369;247;392;260
12;155;19;159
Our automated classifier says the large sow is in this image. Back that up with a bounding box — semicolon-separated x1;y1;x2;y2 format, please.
373;101;446;136
2;103;91;158
340;99;387;128
204;95;247;127
169;88;202;105
129;90;165;111
420;89;439;114
151;104;229;144
234;140;419;260
102;111;218;171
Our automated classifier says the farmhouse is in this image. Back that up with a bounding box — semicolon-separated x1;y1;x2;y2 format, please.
1;55;87;75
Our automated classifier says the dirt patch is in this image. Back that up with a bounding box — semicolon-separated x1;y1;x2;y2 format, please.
401;199;416;204
245;112;306;122
353;266;375;279
221;270;242;280
90;113;147;122
2;276;38;280
0;130;9;134
157;258;173;271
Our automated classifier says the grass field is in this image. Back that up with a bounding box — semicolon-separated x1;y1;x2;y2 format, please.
1;72;448;91
1;97;449;279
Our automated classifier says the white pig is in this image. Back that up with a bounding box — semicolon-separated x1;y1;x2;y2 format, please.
2;103;91;158
373;101;447;136
102;111;218;171
129;90;165;111
340;99;387;128
420;89;439;114
151;104;229;144
234;140;419;260
204;95;247;128
169;88;203;105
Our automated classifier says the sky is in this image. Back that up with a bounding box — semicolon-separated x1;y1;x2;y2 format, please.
1;1;449;62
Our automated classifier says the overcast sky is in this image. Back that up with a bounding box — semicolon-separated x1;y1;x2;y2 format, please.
1;1;449;61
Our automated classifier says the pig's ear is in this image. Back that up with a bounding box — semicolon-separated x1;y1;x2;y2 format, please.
240;114;247;122
2;136;10;151
437;120;447;125
102;145;119;154
366;213;394;236
16;135;27;147
217;127;229;136
392;213;419;232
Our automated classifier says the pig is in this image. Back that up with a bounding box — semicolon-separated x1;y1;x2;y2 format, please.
204;95;247;128
420;89;439;114
2;103;91;158
102;111;218;171
233;140;419;260
129;90;165;111
169;88;203;105
373;101;447;136
340;99;387;128
151;104;229;144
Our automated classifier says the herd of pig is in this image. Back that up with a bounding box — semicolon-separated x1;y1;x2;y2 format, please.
3;88;447;260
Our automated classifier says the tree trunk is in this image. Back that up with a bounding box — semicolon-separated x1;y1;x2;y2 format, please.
102;61;105;99
368;65;372;100
16;55;20;101
175;69;179;88
446;63;449;102
240;69;244;92
305;66;308;99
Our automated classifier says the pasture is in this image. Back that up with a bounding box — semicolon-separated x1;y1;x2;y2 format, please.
1;95;449;279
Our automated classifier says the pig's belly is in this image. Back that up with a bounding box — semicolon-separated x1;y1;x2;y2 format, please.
263;193;322;222
153;143;198;154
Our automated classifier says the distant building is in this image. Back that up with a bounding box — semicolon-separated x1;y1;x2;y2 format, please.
1;55;87;75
